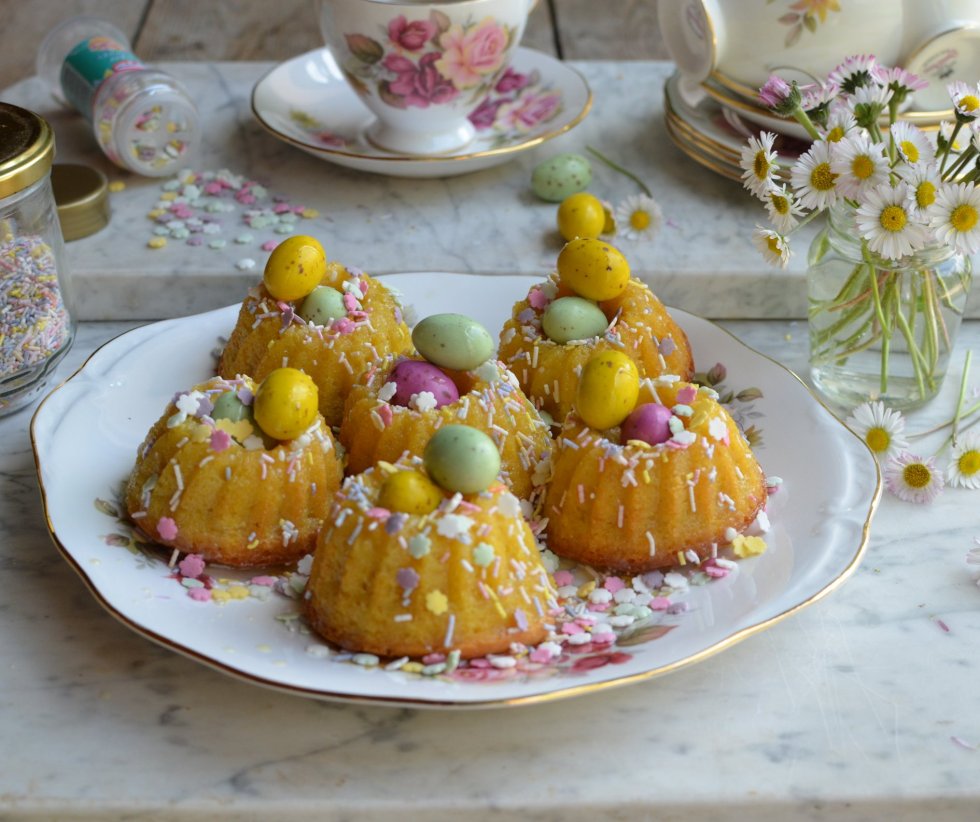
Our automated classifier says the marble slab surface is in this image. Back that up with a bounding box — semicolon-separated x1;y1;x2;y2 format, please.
11;60;978;323
3;318;979;820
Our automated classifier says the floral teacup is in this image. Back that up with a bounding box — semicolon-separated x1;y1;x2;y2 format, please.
317;0;533;155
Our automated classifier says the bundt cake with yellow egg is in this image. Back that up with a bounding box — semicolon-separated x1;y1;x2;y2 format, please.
125;368;344;567
498;238;694;422
304;426;557;659
543;350;767;572
340;313;552;500
218;235;412;427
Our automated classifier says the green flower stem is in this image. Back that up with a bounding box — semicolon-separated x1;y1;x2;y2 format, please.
944;145;978;181
790;107;822;141
585;146;652;197
894;300;930;396
909;400;980;439
864;250;892;392
940;122;965;174
951;350;973;447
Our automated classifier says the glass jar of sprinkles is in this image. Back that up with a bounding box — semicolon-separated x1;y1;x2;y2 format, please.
37;16;200;177
0;103;76;416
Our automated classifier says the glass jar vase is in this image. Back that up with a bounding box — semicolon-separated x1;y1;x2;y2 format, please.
807;201;973;411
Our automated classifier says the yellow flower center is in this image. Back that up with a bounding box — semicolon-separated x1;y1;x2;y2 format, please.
852;154;875;180
900;140;920;163
880;205;908;232
903;462;932;488
960;94;980;112
958;449;980;476
810;162;836;191
754;150;770;179
771;194;789;215
916;181;936;208
865;427;891;452
827;126;846;142
766;236;781;255
951;203;979;232
630;210;651;230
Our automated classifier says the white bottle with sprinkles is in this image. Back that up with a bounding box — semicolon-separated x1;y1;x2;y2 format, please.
37;17;200;177
0;103;76;415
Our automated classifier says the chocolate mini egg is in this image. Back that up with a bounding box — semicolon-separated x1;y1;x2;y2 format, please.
211;390;251;423
299;285;345;326
576;350;640;431
541;296;608;343
378;469;443;515
531;153;593;202
412;314;494;372
388;360;460;409
621;403;673;446
557;238;630;302
263;235;326;302
253;367;319;441
424;424;501;494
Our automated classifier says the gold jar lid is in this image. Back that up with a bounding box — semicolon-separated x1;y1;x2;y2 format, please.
51;163;110;241
0;102;54;200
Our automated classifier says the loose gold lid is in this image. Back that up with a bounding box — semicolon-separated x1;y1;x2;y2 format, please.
0;102;54;199
51;163;110;241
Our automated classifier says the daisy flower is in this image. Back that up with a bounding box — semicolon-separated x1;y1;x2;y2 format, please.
855;182;930;260
938;119;968;154
614;194;662;241
851;83;893;127
791;141;839;210
845;400;909;461
877;65;928;102
763;184;805;233
949;80;980;120
758;75;800;116
899;163;941;214
884;452;945;503
928;182;980;255
801;80;839;126
888;120;933;166
822;104;857;143
828;54;879;93
947;433;980;489
739;132;779;199
752;226;791;268
830;133;889;198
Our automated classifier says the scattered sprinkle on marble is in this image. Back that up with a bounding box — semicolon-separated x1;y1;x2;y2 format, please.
236;258;256;270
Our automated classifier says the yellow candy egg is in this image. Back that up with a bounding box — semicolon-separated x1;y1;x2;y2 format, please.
556;192;606;241
378;469;443;515
262;235;327;302
253;367;319;441
576;350;640;430
557;238;630;302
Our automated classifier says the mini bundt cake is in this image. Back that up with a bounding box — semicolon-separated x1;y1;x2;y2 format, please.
218;235;412;427
498;239;694;422
544;367;767;573
340;315;552;500
125;371;344;567
305;432;557;659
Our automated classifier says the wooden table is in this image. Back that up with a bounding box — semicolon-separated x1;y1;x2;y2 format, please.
0;0;669;90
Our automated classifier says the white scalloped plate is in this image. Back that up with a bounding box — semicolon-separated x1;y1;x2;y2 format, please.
31;273;880;708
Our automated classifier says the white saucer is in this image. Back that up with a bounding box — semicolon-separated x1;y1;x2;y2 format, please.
251;47;592;178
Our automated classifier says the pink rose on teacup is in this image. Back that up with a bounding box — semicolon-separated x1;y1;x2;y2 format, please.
383;52;459;108
435;18;509;90
387;15;438;52
496;90;561;131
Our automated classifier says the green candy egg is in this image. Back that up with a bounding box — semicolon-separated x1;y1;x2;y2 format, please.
531;153;593;202
299;285;346;326
424;424;501;495
541;296;609;343
413;313;494;371
211;391;252;423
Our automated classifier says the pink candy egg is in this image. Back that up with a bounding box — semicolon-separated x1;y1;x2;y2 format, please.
388;359;460;409
621;403;672;446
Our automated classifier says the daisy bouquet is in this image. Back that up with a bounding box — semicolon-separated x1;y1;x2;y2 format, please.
740;55;975;409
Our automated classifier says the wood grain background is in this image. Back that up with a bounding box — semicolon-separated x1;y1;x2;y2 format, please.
0;0;668;90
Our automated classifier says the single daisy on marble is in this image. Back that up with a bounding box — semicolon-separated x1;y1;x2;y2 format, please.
947;433;980;489
614;194;662;241
845;400;909;461
884;452;945;503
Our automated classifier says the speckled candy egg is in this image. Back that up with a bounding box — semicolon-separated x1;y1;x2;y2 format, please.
388;360;460;409
211;390;251;423
378;469;443;515
621;403;673;446
412;314;494;371
423;424;501;494
262;235;326;302
252;367;319;441
541;296;608;343
576;350;640;431
531;153;593;202
299;285;345;326
557;238;630;302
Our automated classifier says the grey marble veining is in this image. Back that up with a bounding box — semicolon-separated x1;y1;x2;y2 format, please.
2;320;979;820
11;61;978;323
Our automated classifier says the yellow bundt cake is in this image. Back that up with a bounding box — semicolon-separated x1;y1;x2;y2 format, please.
498;272;694;422
124;374;344;567
304;455;557;659
218;249;411;427
543;377;767;572
340;351;552;501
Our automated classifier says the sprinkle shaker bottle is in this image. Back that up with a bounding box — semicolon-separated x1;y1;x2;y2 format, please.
0;103;76;415
37;17;200;177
